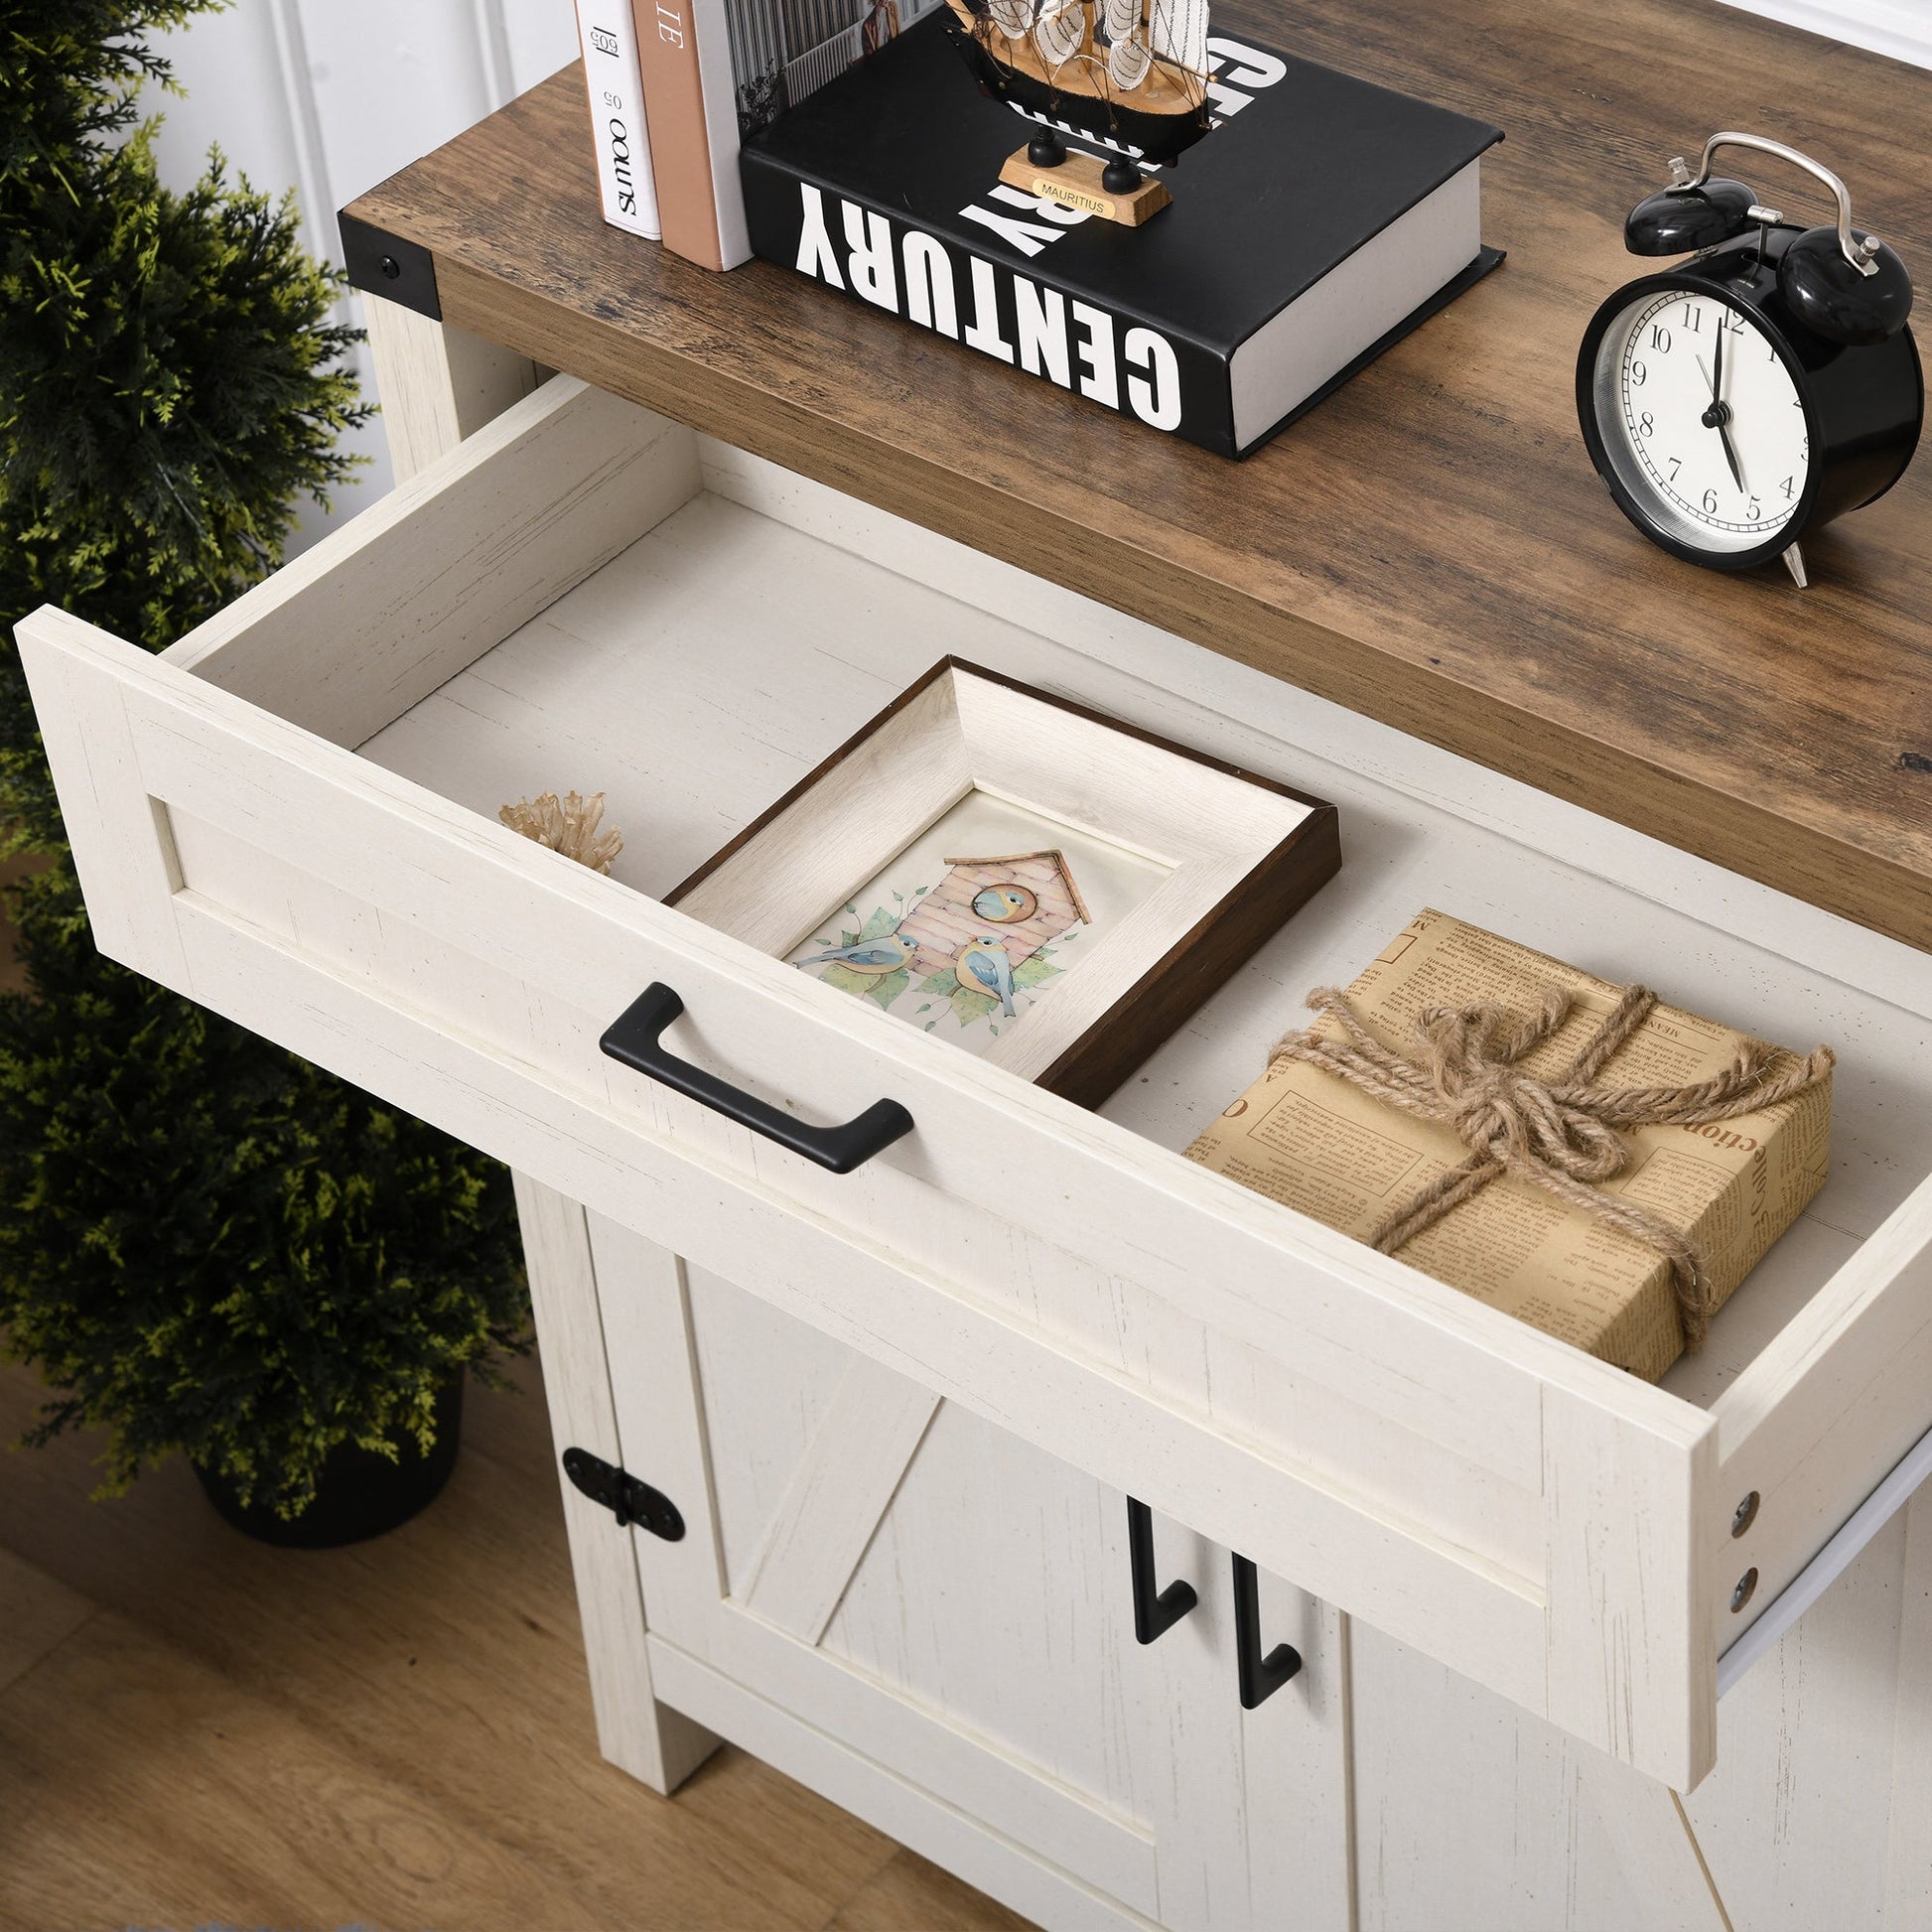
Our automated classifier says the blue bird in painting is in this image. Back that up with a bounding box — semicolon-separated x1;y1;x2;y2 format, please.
956;936;1018;1018
795;932;918;977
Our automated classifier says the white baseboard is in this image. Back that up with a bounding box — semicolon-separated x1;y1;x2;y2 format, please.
1720;0;1932;69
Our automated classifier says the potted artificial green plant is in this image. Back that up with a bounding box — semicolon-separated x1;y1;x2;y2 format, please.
0;0;531;1545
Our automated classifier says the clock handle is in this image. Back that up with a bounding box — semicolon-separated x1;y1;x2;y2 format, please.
1672;132;1877;276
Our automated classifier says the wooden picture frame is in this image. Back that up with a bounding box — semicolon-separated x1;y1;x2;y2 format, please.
670;658;1340;1107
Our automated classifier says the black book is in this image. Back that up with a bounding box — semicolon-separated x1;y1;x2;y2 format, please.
739;14;1502;458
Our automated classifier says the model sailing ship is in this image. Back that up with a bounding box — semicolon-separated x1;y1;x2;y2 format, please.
942;0;1212;222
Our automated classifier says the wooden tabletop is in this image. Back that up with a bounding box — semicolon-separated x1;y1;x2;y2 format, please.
345;0;1932;953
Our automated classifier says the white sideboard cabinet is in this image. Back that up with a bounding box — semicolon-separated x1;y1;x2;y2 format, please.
20;2;1932;1918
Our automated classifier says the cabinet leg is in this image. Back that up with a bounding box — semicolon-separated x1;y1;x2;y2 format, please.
362;292;539;484
514;1173;720;1795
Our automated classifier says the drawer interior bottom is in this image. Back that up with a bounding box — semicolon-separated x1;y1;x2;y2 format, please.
346;471;1928;1416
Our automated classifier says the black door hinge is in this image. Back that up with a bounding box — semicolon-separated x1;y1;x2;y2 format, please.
562;1447;685;1541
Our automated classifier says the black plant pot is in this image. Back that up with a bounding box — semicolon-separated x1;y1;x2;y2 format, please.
194;1373;466;1549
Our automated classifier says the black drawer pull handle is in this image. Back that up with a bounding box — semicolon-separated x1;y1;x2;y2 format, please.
1232;1554;1303;1709
1127;1497;1197;1644
600;983;913;1174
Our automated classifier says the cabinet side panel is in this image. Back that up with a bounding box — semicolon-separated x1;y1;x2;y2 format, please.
1688;1505;1907;1932
1351;1622;1703;1932
513;1173;719;1792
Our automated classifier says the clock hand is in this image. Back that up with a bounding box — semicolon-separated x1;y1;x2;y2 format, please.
1695;342;1747;493
1718;416;1746;493
1711;321;1747;489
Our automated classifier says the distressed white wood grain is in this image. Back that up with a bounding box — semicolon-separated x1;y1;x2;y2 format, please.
23;369;1932;1785
23;663;190;992
1581;1772;1730;1932
645;1639;1160;1932
165;376;698;748
1711;1186;1932;1667
1542;1386;1718;1789
356;317;715;1807
1687;1510;1909;1931
1883;1490;1932;1926
150;791;1561;1684
1353;1503;1915;1932
510;1173;719;1793
593;1228;1164;1916
1350;1624;1659;1932
1125;1527;1353;1932
737;1356;940;1645
363;296;540;487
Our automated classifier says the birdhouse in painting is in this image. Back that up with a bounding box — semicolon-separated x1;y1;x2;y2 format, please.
896;850;1091;977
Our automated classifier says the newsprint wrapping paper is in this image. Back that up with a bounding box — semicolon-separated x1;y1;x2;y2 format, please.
1185;908;1834;1381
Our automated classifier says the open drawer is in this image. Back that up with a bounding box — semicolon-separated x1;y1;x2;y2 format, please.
20;373;1932;1789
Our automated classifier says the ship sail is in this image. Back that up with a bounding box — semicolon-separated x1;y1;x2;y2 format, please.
1100;0;1138;38
1147;0;1207;74
1107;32;1151;88
987;0;1032;36
1033;0;1086;67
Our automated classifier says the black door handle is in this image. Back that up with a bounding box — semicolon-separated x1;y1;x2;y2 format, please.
1232;1554;1303;1708
1127;1497;1197;1644
600;983;913;1174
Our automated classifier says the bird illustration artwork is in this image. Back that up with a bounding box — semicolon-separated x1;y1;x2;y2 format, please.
956;935;1019;1018
970;883;1038;924
795;932;919;977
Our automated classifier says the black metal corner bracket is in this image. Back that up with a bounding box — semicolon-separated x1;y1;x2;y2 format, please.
339;210;442;321
563;1447;685;1541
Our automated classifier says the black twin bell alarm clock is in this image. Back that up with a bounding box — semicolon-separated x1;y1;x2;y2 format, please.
1578;131;1922;584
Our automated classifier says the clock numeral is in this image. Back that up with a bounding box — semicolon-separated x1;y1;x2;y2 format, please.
1702;487;1720;514
1630;357;1647;386
1747;497;1761;521
1667;455;1683;483
1649;324;1673;351
1780;476;1796;500
1680;302;1703;331
1725;309;1745;333
1638;411;1655;438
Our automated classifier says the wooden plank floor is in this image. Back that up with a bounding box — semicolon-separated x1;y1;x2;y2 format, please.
0;1351;1033;1932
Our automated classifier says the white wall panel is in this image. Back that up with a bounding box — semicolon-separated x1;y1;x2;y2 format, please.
502;0;586;93
294;0;497;209
149;0;576;550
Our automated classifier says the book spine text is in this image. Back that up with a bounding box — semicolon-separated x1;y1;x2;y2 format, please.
632;0;749;270
574;0;661;239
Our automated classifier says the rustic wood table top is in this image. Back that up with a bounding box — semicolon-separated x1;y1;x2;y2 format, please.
345;0;1932;953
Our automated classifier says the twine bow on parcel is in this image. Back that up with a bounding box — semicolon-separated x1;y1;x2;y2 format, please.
1272;984;1835;1349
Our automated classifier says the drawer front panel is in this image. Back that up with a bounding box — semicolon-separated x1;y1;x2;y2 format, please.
19;598;1719;1783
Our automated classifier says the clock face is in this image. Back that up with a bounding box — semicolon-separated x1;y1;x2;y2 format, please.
1589;289;1812;555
